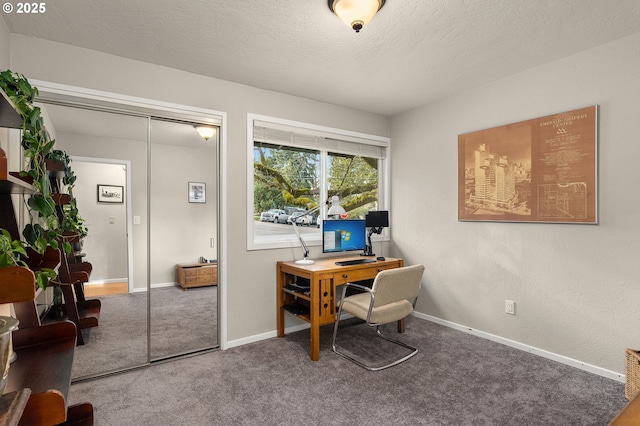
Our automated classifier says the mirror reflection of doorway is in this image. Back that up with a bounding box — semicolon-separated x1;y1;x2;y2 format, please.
70;159;141;378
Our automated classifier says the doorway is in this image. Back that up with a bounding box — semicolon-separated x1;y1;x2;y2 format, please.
70;159;131;294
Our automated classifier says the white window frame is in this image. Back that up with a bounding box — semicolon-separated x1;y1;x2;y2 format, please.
247;113;390;251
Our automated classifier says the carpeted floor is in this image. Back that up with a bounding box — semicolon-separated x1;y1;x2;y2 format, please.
72;285;218;379
68;316;627;425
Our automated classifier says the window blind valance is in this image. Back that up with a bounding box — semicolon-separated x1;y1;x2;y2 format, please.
253;120;388;159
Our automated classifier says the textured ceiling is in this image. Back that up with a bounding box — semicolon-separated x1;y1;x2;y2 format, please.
4;0;640;116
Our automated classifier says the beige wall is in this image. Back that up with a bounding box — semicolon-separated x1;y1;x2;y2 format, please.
390;32;640;375
0;18;11;158
150;140;217;286
0;19;10;318
9;34;390;345
0;18;9;69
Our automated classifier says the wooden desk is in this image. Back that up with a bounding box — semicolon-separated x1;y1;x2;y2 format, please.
277;256;404;361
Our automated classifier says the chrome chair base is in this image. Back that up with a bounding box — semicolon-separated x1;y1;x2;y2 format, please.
332;323;418;371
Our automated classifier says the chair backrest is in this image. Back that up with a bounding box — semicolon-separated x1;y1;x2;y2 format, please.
371;264;425;308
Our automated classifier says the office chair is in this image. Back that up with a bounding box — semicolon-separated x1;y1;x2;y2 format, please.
331;264;425;371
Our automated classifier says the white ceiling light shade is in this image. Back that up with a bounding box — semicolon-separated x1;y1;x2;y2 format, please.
328;0;385;33
194;125;216;141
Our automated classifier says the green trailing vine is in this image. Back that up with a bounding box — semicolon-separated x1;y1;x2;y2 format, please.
0;70;61;253
0;70;89;288
0;228;27;268
47;149;88;239
0;228;57;289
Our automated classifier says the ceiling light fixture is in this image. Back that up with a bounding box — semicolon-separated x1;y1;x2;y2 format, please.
328;0;385;33
194;125;216;141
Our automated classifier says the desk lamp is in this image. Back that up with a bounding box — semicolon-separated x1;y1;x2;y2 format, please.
362;210;388;257
293;196;346;265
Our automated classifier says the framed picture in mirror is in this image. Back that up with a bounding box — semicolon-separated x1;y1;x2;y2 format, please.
188;181;206;203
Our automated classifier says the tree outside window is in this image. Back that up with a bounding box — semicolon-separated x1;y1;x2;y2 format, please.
327;152;379;218
249;114;388;249
254;144;379;223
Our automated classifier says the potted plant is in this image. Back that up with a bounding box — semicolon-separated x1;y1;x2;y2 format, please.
0;229;56;290
46;150;88;245
0;70;69;265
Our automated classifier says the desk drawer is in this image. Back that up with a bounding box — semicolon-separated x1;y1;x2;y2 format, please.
333;266;381;285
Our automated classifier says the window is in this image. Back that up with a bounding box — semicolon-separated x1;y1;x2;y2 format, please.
248;114;389;250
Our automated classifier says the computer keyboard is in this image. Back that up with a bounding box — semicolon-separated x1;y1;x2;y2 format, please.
335;258;376;266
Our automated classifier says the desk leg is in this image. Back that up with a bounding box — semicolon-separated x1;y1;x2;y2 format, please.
310;279;320;361
310;322;320;361
276;267;285;337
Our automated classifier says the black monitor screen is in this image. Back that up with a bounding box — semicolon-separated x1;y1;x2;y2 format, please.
322;219;367;253
366;210;389;228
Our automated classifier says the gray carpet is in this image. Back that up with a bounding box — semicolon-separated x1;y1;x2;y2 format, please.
72;286;218;379
68;316;627;425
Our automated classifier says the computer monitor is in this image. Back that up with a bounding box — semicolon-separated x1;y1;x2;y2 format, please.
363;210;389;256
365;210;389;228
322;219;367;254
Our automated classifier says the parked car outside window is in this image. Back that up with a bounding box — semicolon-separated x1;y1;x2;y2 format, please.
260;209;285;222
288;211;318;226
275;210;293;224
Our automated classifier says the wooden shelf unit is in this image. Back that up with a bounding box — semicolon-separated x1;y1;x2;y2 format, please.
0;87;22;129
1;86;94;425
46;157;101;345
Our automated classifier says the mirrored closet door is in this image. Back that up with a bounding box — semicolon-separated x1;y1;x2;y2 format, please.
33;95;220;380
149;118;218;361
39;103;149;379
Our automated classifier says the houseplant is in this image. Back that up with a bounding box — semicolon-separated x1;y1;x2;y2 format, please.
0;70;63;257
0;228;56;290
46;150;88;242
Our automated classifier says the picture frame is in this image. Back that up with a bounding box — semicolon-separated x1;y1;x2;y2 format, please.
97;184;124;203
458;105;598;224
188;182;206;203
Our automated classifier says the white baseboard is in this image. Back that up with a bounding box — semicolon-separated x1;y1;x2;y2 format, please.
227;323;310;349
151;282;178;289
228;313;624;383
127;282;177;292
412;312;625;383
225;311;624;382
94;282;177;293
86;278;128;285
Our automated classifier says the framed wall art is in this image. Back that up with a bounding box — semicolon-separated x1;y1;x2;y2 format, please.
97;184;124;203
188;181;206;203
458;105;598;224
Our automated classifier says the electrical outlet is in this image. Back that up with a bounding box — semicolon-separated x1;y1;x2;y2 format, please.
505;300;515;315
